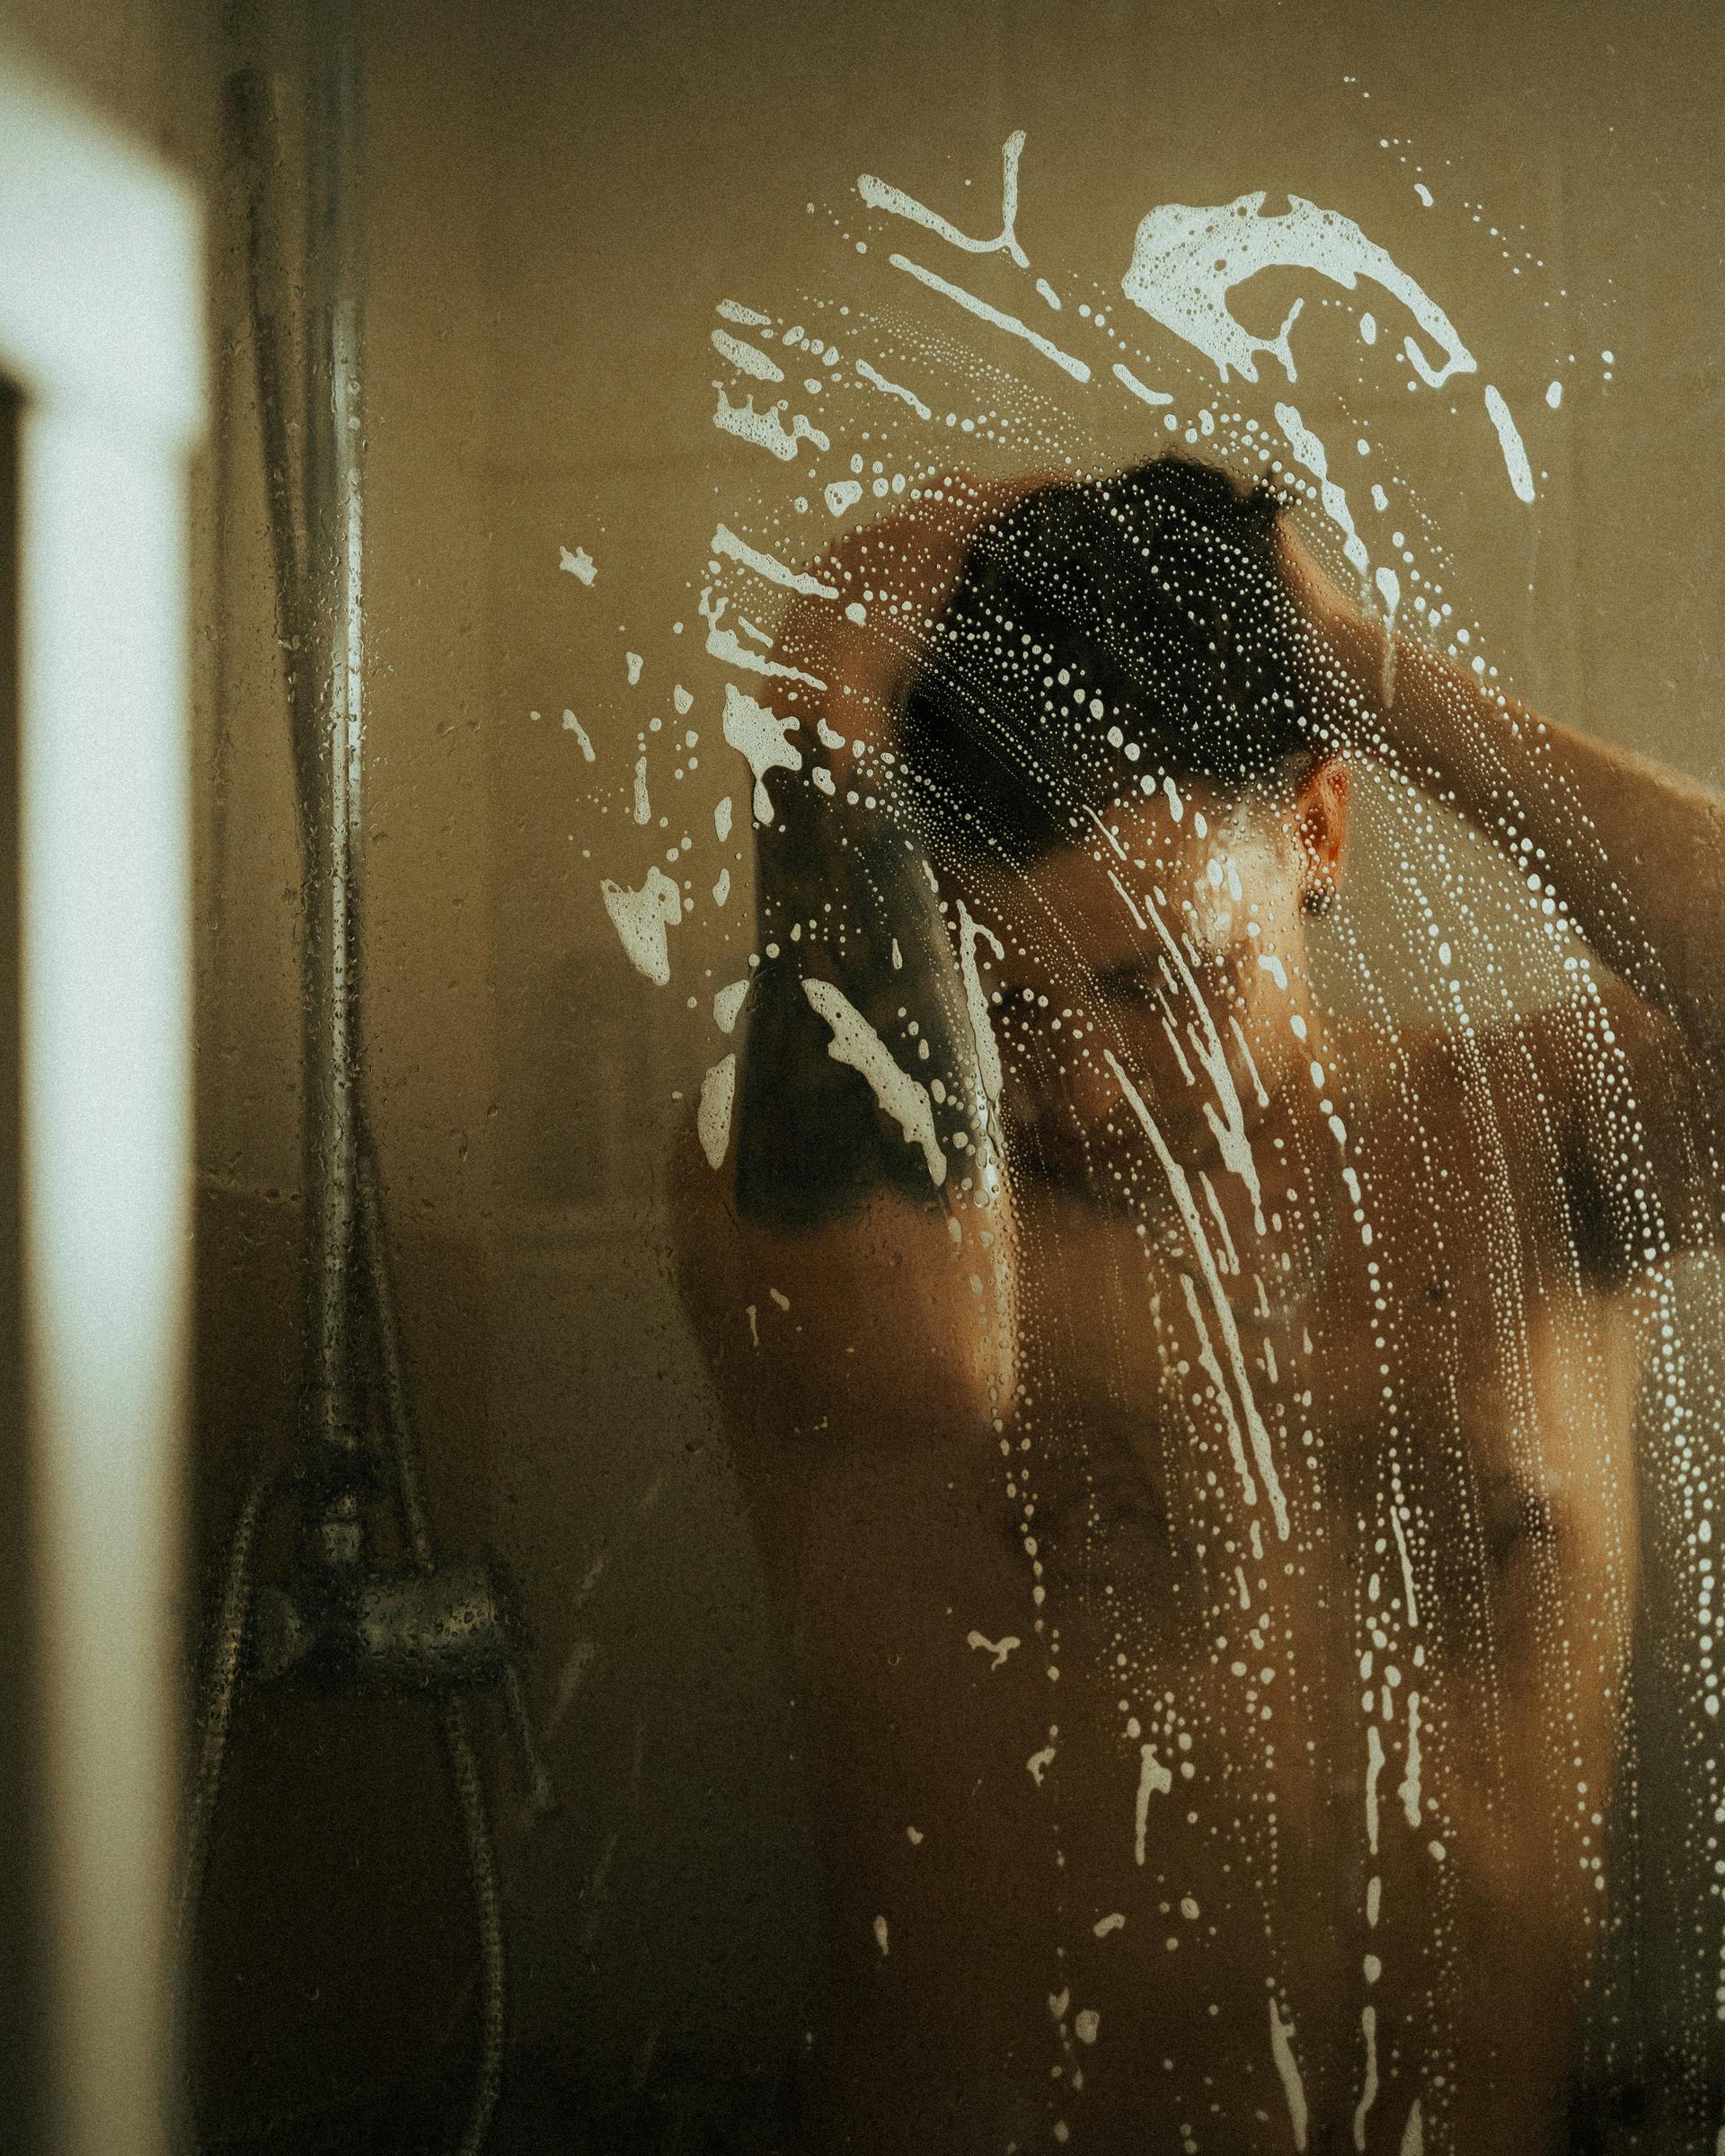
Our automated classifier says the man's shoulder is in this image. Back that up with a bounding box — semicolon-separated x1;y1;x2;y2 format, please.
1340;994;1627;1121
1339;1003;1593;1225
1343;987;1716;1283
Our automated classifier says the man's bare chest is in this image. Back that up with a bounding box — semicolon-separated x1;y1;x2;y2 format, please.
1012;1161;1639;1567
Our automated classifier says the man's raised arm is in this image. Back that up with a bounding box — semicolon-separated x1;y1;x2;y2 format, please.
1285;521;1725;1069
1282;519;1725;1270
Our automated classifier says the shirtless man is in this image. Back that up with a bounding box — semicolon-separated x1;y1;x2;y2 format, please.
676;455;1725;2152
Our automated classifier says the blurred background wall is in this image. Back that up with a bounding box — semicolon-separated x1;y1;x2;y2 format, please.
5;0;1724;2143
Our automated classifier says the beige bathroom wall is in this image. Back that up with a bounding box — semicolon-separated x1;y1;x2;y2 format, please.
3;0;215;159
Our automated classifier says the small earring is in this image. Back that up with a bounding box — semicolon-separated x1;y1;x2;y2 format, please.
1302;878;1336;920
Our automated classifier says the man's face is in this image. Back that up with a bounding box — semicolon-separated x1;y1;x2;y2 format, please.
951;771;1340;1178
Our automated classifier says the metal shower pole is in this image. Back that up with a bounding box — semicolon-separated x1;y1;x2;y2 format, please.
298;0;366;1514
186;12;553;2152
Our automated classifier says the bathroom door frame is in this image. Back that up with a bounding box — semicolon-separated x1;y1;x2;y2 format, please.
0;42;203;2156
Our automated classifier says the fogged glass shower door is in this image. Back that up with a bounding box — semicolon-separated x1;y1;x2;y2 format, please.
194;5;1725;2152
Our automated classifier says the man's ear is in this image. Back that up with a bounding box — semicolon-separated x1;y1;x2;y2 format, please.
1288;755;1351;906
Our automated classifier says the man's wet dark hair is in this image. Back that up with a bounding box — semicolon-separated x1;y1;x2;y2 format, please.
896;452;1318;867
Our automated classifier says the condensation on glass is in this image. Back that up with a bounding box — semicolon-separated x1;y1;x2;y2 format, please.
187;9;1725;2154
568;100;1725;2156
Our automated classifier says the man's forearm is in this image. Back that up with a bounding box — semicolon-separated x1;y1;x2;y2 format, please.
1308;559;1725;1062
1382;631;1725;1052
1278;513;1725;1055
